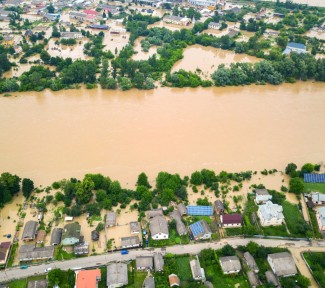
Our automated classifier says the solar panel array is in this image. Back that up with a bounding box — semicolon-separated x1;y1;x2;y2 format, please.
304;173;325;183
189;221;204;238
187;206;213;216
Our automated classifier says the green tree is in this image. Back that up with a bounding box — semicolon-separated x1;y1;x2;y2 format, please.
47;4;55;13
75;177;95;204
221;244;236;256
22;178;34;199
136;172;151;188
190;171;203;185
285;163;297;176
289;177;304;195
301;163;314;174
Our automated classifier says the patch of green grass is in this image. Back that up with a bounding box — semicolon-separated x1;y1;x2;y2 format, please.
7;242;18;268
98;267;107;288
304;183;325;194
8;279;27;288
55;245;76;260
262;224;289;237
175;256;192;281
225;227;243;236
304;252;325;288
308;208;322;239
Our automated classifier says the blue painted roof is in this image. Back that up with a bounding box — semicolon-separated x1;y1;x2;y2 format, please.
304;173;325;183
189;221;205;237
287;42;306;50
187;206;213;216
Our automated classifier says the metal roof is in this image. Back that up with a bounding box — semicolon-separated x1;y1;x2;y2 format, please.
50;228;62;245
304;173;325;183
287;42;306;50
107;263;128;287
187;206;213;216
189;220;211;238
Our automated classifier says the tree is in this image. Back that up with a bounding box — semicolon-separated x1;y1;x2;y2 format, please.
22;178;34;198
285;163;297;175
136;172;151;188
47;4;55;13
301;163;314;174
75;177;95;204
221;244;236;256
289;177;304;195
96;222;105;232
190;171;203;185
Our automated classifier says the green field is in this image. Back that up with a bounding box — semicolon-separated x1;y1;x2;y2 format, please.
262;224;289;237
9;276;46;288
304;183;325;194
175;256;192;282
304;252;325;288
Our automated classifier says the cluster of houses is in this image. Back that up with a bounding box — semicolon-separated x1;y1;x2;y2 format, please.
306;191;325;231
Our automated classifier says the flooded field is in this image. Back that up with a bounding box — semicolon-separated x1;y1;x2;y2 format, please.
172;45;260;76
0;83;324;188
132;37;157;61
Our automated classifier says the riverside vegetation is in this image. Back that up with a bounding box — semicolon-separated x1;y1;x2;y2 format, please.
0;1;325;93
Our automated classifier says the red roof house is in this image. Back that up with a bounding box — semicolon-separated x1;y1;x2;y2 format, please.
84;10;98;16
221;214;242;227
76;269;101;288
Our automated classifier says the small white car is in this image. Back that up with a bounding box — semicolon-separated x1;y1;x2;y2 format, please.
44;267;52;273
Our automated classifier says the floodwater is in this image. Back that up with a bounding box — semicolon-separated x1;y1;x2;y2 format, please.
272;0;325;7
0;83;325;189
132;37;157;61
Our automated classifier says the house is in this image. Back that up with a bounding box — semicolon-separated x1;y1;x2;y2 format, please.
18;245;54;262
106;211;117;227
100;4;120;16
136;256;153;270
43;13;60;22
110;28;126;35
189;220;211;240
247;271;260;288
14;45;22;54
87;24;109;30
264;29;280;38
273;12;285;18
64;216;74;221
149;215;169;240
214;200;224;215
221;214;242;227
36;230;46;244
188;0;217;7
130;221;141;234
0;242;11;266
187;206;213;216
147;209;163;219
244;252;259;273
106;263;128;288
153;252;164;272
91;230;99;241
169;210;187;235
316;207;325;231
311;192;325;206
60;32;82;39
163;15;191;26
227;28;240;38
61;222;81;245
143;276;155;288
3;35;14;47
258;201;284;226
27;279;48;288
21;221;38;241
219;256;241;274
121;236;141;248
168;274;180;287
254;189;272;204
74;242;89;255
177;203;187;216
265;270;280;287
304;173;325;183
76;269;101;288
228;7;241;15
69;11;87;22
208;22;221;30
283;42;307;55
50;228;62;245
190;258;205;281
267;252;297;277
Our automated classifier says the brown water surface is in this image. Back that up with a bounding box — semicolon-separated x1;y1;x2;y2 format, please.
0;83;324;187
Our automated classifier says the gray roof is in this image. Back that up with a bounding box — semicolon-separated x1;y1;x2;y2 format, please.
143;276;155;288
268;252;297;277
258;201;284;221
153;252;164;272
219;256;241;273
107;263;128;287
177;203;187;215
91;230;99;241
317;207;325;226
50;228;62;245
164;15;183;22
311;192;325;203
130;221;141;233
265;270;279;286
106;211;116;226
147;209;163;219
22;221;38;240
169;210;188;235
170;210;181;221
190;259;204;279
19;245;54;261
121;236;140;247
60;31;82;38
149;215;169;236
74;242;88;255
247;271;259;287
136;256;153;269
214;200;224;212
27;280;48;288
62;222;81;240
254;189;269;196
244;252;259;272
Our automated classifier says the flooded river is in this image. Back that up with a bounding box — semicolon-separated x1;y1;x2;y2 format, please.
0;83;324;188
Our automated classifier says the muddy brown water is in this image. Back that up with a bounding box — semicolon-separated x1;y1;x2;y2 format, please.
0;83;324;188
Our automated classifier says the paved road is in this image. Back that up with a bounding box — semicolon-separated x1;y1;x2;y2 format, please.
0;238;313;283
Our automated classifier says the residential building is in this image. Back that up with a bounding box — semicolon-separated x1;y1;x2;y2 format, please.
18;245;54;262
169;210;187;235
168;274;180;287
3;35;14;47
146;209;163;219
74;242;89;255
219;256;241;274
43;13;60;22
91;230;99;241
254;189;272;204
190;258;205;281
227;28;240;38
153;252;164;272
311;192;325;206
149;215;169;240
177;203;187;216
60;32;82;39
106;263;128;288
214;200;224;214
0;242;11;266
143;276;155;288
316;207;325;231
106;211;117;227
36;230;46;244
264;29;279;38
267;252;297;277
283;42;307;55
188;0;217;7
69;11;87;22
247;271;260;288
121;236;141;248
27;279;48;288
208;22;221;30
76;269;101;288
163;15;191;26
258;201;284;226
187;206;213;216
189;220;212;240
136;256;153;270
61;222;81;245
50;228;62;245
244;252;259;273
220;214;242;227
21;221;38;241
265;270;280;287
87;24;109;30
130;221;141;234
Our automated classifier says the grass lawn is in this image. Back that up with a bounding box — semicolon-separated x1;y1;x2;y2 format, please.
98;266;107;288
303;252;325;288
308;208;323;239
175;256;192;281
225;227;243;237
7;242;18;268
127;271;147;287
262;224;289;237
55;245;76;260
304;183;325;194
8;279;27;288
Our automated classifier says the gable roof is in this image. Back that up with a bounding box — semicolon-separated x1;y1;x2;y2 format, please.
121;236;140;247
0;242;11;262
76;269;101;288
247;271;259;287
258;201;284;221
190;259;204;279
169;274;180;286
254;188;270;196
287;42;306;50
130;221;141;233
147;209;163;219
136;256;153;269
311;192;325;203
317;207;325;226
214;200;224;211
222;214;242;225
153;252;164;271
50;228;62;245
268;252;297;276
219;256;241;273
106;263;128;287
143;276;155;288
18;245;54;261
106;211;116;226
22;221;38;240
187;206;213;216
177;203;187;215
189;220;211;238
149;215;168;236
244;252;258;272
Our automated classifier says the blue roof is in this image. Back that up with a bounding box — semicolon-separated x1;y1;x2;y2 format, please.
304;174;325;183
187;206;213;216
287;42;306;50
189;221;205;237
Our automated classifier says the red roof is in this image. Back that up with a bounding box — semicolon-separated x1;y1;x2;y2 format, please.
84;9;97;15
222;214;242;224
76;269;101;288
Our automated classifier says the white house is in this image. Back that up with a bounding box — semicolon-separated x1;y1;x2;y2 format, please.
163;15;191;26
283;42;307;55
149;215;169;240
208;22;221;30
219;256;241;274
190;258;205;281
267;252;297;277
316;207;325;231
188;0;217;7
311;192;325;206
60;32;83;39
257;201;284;226
255;189;272;204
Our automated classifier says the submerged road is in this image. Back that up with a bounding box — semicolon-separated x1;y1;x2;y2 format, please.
0;237;321;286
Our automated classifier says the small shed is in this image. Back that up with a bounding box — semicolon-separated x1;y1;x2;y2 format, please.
153;252;164;272
121;236;140;248
247;271;260;288
50;228;62;246
265;270;280;287
214;200;225;215
244;252;259;273
143;276;155;288
36;230;46;244
169;274;180;287
136;256;153;270
21;221;38;241
177;203;187;216
91;230;99;241
106;211;117;227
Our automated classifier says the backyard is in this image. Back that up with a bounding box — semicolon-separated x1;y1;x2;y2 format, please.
303;252;325;288
304;183;325;194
